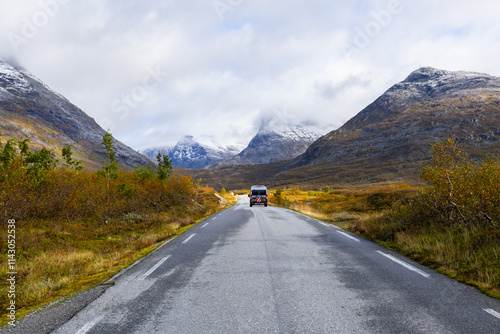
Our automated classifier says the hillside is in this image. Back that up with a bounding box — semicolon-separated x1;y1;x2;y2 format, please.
185;67;500;189
0;59;154;170
284;67;500;185
215;121;321;166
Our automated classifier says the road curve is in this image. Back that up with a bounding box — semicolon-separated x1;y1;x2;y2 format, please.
13;196;500;333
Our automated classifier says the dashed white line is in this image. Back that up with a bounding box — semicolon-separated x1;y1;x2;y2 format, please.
155;236;177;251
376;251;431;278
201;223;209;228
337;231;361;242
211;217;217;221
484;308;500;320
315;220;342;230
105;236;177;284
182;233;196;244
138;256;171;281
75;316;104;334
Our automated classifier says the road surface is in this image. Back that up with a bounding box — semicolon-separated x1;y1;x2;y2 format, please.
10;196;500;333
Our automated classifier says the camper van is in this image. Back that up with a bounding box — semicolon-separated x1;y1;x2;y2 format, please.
249;185;268;207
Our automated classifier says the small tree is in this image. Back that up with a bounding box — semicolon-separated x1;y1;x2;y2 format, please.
23;147;58;186
134;167;156;180
62;145;83;171
274;189;283;205
0;137;18;182
157;152;172;180
102;131;119;191
1;138;16;166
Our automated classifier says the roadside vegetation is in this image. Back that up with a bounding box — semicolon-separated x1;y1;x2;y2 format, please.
269;184;417;227
0;132;235;326
270;139;500;299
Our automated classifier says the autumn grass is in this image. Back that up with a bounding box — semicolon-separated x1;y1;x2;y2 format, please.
269;185;415;226
396;226;500;293
0;186;234;328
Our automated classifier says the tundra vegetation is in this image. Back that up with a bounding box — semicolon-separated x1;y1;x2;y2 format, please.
0;132;234;325
271;139;500;298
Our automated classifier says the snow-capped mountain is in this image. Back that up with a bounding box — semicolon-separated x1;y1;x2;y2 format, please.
287;67;500;184
0;59;154;170
217;121;323;166
141;135;244;169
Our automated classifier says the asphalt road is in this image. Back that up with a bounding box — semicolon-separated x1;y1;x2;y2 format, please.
9;195;500;333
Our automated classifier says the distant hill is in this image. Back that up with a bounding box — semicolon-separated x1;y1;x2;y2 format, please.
0;59;154;170
141;135;244;169
214;121;322;167
185;67;500;189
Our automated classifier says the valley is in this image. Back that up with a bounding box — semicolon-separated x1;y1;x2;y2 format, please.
2;60;500;331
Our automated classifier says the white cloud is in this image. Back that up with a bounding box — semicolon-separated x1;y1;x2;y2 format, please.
2;0;500;150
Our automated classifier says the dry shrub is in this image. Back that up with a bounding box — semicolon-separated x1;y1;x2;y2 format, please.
0;138;231;323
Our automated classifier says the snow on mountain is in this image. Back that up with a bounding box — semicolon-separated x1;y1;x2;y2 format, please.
0;59;154;170
0;60;35;98
288;66;500;184
141;135;244;169
216;120;324;166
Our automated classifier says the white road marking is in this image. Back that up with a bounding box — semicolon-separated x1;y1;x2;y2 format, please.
337;231;361;242
75;316;104;334
317;220;342;230
211;217;217;221
138;256;171;281
202;223;209;228
105;236;178;284
376;251;431;278
484;308;500;320
182;233;196;244
156;236;177;251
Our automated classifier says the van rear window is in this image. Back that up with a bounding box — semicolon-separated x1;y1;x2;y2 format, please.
252;190;266;195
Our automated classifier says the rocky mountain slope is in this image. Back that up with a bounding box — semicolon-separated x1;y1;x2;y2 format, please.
215;121;322;166
283;67;500;185
141;135;244;169
0;59;154;170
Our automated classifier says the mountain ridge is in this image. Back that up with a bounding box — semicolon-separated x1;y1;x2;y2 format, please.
213;122;322;167
0;59;154;170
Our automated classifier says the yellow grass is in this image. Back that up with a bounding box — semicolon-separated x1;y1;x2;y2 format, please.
0;187;232;328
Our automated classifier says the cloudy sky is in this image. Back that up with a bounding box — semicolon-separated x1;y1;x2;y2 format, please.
1;0;500;150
